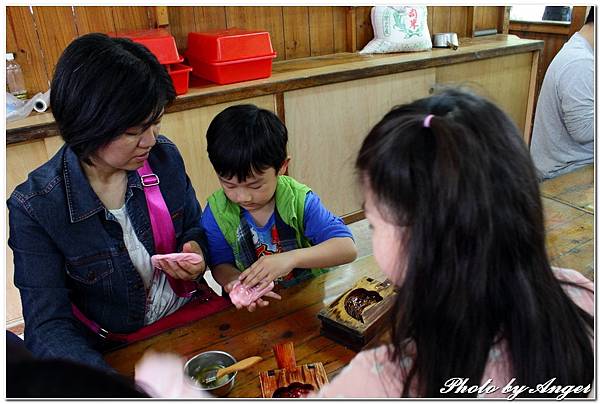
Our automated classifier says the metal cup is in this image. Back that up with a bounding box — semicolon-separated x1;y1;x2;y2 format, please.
183;350;237;397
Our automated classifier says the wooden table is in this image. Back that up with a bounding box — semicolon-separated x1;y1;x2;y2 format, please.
540;165;594;280
105;256;387;397
105;165;594;396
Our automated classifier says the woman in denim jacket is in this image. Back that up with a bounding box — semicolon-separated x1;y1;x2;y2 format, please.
8;34;208;371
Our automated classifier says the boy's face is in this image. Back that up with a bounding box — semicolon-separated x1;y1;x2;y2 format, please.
219;160;289;213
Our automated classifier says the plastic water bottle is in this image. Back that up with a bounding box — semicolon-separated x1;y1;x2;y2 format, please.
6;53;27;100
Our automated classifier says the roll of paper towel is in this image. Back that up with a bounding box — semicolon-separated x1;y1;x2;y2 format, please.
33;90;50;113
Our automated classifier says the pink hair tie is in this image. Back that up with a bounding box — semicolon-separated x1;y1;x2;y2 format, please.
423;114;434;128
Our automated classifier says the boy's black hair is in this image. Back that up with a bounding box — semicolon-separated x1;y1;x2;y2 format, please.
585;6;594;24
50;33;176;164
206;104;288;182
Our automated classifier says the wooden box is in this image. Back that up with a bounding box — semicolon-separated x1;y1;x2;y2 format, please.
318;276;396;351
259;342;328;398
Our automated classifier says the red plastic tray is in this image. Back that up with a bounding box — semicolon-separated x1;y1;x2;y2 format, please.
187;53;276;85
186;28;275;63
112;29;182;65
168;63;193;95
185;28;276;84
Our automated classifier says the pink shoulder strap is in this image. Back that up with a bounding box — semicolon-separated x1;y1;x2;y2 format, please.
138;160;197;297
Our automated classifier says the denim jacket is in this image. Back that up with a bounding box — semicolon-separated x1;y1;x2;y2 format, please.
7;135;207;371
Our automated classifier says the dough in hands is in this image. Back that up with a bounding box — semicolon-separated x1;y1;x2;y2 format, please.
151;252;203;268
229;280;275;307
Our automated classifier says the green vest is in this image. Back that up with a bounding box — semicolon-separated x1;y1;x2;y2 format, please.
208;175;317;273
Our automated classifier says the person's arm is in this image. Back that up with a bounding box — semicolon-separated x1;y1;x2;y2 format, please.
8;196;112;371
311;347;399;398
559;61;594;144
238;238;356;287
211;263;241;292
200;203;238;284
240;192;357;287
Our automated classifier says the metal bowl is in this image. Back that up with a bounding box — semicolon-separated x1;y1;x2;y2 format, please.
432;32;459;48
183;350;237;397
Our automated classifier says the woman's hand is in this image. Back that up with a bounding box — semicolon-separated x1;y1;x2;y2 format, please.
238;253;295;289
155;241;206;281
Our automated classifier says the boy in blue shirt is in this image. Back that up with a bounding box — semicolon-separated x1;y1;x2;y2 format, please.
202;104;357;311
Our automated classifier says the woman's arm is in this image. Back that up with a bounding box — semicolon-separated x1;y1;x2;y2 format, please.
8;197;112;371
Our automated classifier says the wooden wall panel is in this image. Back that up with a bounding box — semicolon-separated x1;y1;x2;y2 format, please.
225;7;285;61
436;53;534;135
6;6;511;98
474;6;500;32
309;7;334;56
167;6;198;50
427;7;433;36
282;7;311;59
31;7;79;82
508;28;568;119
430;6;452;34
285;70;436;217
569;6;588;36
355;6;373;51
111;6;156;32
194;6;227;32
6;11;18;51
332;7;348;53
44;136;65;158
73;6;116;35
6;6;51;96
449;6;470;38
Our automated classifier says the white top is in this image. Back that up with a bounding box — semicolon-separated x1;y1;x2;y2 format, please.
109;206;191;325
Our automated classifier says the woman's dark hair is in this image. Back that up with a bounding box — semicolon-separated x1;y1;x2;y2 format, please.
50;33;176;164
206;104;288;182
585;6;594;24
7;358;150;398
356;88;593;397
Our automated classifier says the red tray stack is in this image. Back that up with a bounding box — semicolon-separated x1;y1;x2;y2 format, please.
185;28;277;85
111;28;193;95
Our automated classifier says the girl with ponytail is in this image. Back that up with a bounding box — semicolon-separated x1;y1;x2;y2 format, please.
315;88;594;398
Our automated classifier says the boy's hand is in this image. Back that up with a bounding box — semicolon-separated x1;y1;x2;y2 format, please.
155;241;206;281
239;253;295;288
224;279;281;312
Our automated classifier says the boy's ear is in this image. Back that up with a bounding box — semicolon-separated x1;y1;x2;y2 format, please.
278;156;291;175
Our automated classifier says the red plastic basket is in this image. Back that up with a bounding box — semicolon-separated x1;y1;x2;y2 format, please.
185;28;277;85
112;28;183;65
168;63;193;95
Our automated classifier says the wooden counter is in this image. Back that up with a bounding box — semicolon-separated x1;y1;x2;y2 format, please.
105;255;386;397
6;34;543;327
7;34;542;145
